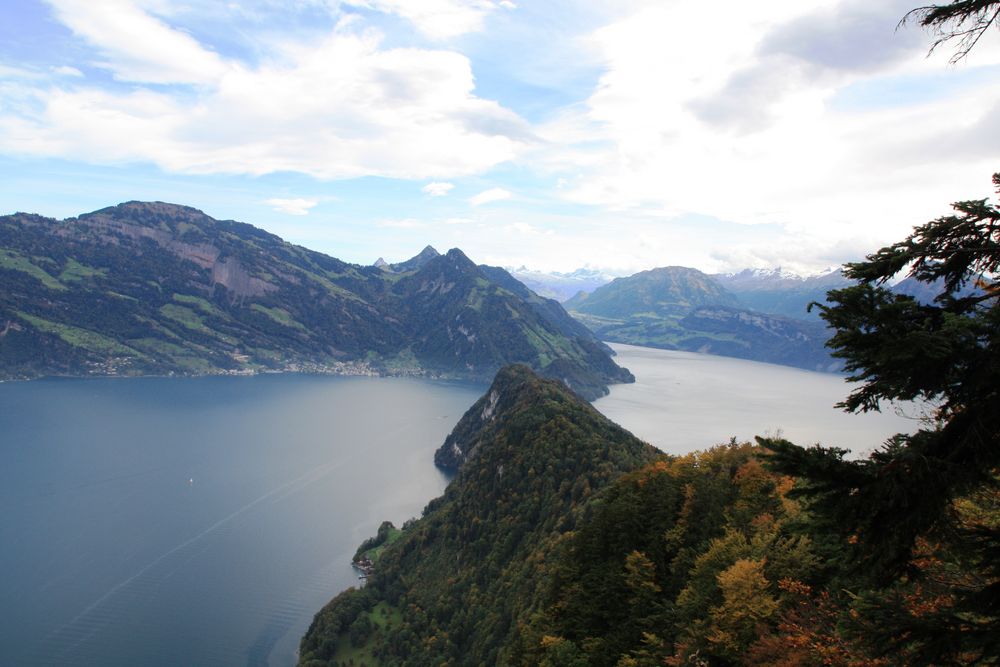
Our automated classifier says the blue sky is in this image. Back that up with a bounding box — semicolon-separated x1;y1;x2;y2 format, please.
0;0;997;275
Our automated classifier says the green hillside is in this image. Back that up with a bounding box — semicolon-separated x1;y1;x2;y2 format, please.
0;202;631;399
565;266;741;319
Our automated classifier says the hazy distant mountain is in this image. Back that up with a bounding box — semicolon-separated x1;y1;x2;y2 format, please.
713;266;979;315
565;266;742;318
564;265;838;371
0;202;631;398
711;267;850;320
891;275;982;304
507;266;615;302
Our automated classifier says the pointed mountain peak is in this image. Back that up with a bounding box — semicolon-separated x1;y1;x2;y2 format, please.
416;245;440;259
390;245;441;272
373;257;389;269
410;247;477;275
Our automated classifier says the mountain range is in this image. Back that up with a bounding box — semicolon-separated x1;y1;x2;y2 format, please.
507;266;618;302
564;266;840;372
711;267;851;321
0;202;631;399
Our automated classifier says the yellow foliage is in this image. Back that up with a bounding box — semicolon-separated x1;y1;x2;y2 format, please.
705;558;779;655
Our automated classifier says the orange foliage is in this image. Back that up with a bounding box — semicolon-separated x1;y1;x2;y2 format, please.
747;580;888;667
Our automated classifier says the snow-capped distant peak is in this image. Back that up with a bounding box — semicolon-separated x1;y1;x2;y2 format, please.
504;266;618;302
736;266;804;280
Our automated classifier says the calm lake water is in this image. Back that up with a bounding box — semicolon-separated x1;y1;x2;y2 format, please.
0;347;922;666
595;343;920;456
0;374;483;667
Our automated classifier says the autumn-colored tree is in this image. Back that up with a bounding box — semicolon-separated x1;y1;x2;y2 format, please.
705;559;779;659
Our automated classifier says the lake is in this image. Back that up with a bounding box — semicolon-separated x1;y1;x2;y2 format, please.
594;343;921;456
0;374;483;667
0;348;922;666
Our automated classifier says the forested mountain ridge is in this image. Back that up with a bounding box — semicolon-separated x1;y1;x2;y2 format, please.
301;366;998;666
299;364;660;665
0;202;630;398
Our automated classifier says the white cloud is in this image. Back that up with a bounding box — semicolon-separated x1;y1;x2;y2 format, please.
534;0;1000;251
343;0;514;39
469;187;511;206
5;0;997;278
0;64;52;80
422;181;455;196
0;3;530;180
44;0;230;84
265;197;318;215
51;65;84;77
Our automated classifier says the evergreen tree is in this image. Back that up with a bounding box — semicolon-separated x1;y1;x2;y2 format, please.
763;173;1000;662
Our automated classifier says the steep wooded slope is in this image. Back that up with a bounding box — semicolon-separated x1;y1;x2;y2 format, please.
299;365;659;665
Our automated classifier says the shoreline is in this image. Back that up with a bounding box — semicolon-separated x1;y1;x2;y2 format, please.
0;360;453;384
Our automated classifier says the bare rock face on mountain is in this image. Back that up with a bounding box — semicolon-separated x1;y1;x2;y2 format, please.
0;202;631;398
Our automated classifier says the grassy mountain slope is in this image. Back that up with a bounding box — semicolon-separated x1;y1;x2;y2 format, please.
0;202;630;398
390;251;633;397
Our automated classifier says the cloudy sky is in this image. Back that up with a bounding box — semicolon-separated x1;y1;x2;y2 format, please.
1;0;997;275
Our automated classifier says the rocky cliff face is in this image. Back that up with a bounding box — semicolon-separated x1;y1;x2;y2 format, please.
433;371;509;471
